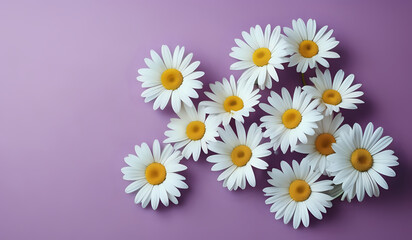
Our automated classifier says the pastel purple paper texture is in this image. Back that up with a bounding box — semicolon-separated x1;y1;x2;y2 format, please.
1;0;411;239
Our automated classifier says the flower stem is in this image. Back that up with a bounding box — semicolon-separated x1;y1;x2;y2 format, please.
301;73;306;86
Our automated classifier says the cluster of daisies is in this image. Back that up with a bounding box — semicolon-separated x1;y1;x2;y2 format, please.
122;18;398;229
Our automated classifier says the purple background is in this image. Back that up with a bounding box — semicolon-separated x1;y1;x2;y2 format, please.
1;0;411;239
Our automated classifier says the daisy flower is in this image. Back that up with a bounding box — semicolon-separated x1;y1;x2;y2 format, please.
164;105;220;161
259;87;323;154
328;123;398;202
229;24;288;89
303;69;364;116
295;113;349;175
207;121;271;191
283;18;340;73
264;159;333;229
326;184;344;200
137;45;204;113
121;140;188;210
201;75;261;126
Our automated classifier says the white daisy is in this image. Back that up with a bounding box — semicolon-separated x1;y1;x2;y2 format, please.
230;24;288;89
283;18;340;73
303;69;364;116
295;113;349;175
328;123;398;202
207;121;271;191
263;159;333;229
121;140;188;210
164;105;220;161
137;45;204;113
326;184;344;200
259;87;323;154
201;75;261;126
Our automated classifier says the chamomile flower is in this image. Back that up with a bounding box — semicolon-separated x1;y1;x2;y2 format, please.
137;45;204;113
328;123;398;202
230;24;288;89
164;105;220;161
303;69;364;116
201;75;260;126
295;113;349;175
283;18;340;73
264;159;333;229
121;140;188;210
207;121;271;191
259;87;323;154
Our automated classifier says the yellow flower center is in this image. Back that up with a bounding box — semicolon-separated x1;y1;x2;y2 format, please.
322;89;342;105
289;179;311;202
252;47;271;67
315;133;336;155
231;145;252;167
351;149;373;172
186;121;206;140
299;40;319;58
145;162;167;185
282;109;302;129
161;68;183;90
223;96;244;112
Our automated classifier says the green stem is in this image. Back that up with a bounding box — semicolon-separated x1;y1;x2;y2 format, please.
301;73;306;86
